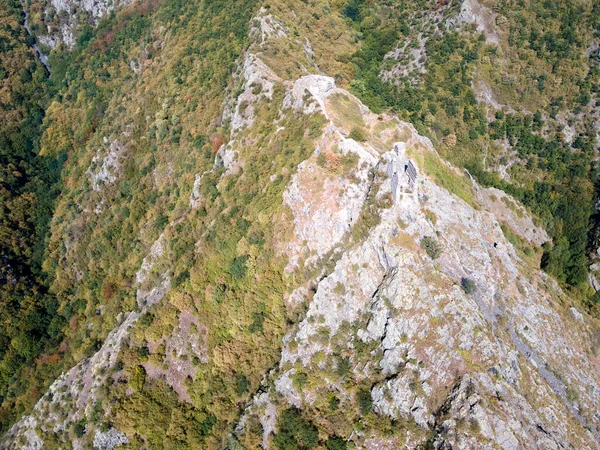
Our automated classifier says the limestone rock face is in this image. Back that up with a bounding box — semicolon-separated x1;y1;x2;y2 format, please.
281;123;376;271
86;139;124;192
267;111;600;445
93;428;128;450
449;0;500;45
27;0;134;48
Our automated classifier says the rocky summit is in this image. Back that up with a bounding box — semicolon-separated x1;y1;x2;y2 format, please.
1;0;599;449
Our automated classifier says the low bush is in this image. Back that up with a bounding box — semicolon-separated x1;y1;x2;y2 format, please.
357;388;372;415
349;126;367;142
273;408;319;450
460;277;476;295
420;236;442;259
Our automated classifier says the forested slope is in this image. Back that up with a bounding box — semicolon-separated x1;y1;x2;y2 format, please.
0;0;65;429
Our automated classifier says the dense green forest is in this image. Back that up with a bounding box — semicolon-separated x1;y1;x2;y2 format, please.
0;0;67;429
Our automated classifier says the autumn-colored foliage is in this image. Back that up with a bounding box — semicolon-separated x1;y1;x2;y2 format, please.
210;134;225;154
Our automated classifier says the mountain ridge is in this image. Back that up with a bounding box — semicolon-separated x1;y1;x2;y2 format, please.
1;0;600;448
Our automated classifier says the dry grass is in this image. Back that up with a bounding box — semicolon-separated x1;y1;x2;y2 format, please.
326;92;366;131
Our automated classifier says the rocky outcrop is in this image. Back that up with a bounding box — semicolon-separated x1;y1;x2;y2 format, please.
143;310;208;403
26;0;134;48
381;35;428;85
93;428;128;450
448;0;501;45
86;139;124;192
218;9;285;176
281;76;379;271
237;63;600;449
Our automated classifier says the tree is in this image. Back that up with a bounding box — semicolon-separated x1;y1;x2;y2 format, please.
273;408;319;450
460;277;476;294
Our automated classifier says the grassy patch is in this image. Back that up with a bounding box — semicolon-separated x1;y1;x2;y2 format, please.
327;93;365;129
422;150;475;206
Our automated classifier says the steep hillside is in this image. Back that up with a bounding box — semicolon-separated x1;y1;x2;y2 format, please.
1;0;600;449
0;0;66;430
345;0;600;294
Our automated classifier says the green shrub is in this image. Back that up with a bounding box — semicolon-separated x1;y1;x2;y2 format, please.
250;82;262;95
328;395;340;411
74;419;86;438
317;152;327;168
273;408;319;450
130;365;146;392
139;313;154;328
349;126;367;142
248;310;265;334
235;374;250;395
336;357;351;377
357;388;372;415
327;436;347;450
229;255;248;280
460;277;476;295
200;414;216;436
154;214;169;230
420;236;442;259
341;153;359;171
292;371;308;390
